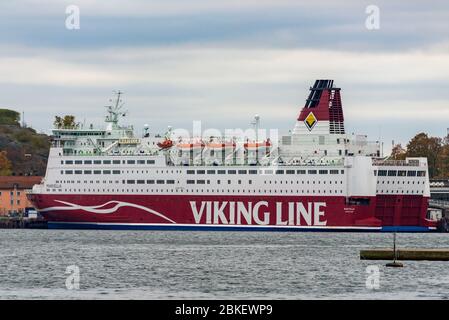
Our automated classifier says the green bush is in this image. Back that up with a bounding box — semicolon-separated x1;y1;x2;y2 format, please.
0;109;20;125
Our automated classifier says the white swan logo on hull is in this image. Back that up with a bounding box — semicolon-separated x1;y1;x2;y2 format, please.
190;201;327;226
40;200;176;223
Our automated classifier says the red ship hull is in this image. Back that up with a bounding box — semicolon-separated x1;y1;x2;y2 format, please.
28;193;436;232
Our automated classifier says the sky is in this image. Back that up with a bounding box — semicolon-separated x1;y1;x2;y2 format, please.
1;0;449;153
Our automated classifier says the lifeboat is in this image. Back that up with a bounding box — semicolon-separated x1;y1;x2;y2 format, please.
244;138;271;149
157;139;173;149
206;141;236;150
176;141;205;149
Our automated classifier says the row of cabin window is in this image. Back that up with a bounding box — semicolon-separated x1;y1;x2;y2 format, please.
62;169;345;175
186;180;253;185
62;159;156;165
378;180;423;185
377;189;424;194
56;179;343;188
63;170;120;175
51;188;423;195
54;188;345;194
186;169;344;175
124;180;175;185
375;170;426;177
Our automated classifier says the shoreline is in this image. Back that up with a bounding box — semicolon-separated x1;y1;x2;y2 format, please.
0;217;47;229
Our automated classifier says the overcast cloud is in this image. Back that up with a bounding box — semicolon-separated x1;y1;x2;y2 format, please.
1;0;449;150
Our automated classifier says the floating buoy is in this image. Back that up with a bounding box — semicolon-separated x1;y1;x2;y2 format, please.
386;261;403;268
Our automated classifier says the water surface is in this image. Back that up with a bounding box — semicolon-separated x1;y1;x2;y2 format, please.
0;230;448;299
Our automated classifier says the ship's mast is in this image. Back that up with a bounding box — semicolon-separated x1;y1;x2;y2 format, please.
105;90;126;129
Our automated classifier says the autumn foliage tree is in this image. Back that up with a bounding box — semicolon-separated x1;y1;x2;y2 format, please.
405;132;447;178
437;143;449;178
54;115;78;129
390;144;406;160
0;151;12;175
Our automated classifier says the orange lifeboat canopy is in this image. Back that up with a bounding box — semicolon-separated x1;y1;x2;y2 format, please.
207;142;236;149
244;140;271;149
157;139;173;149
177;141;205;149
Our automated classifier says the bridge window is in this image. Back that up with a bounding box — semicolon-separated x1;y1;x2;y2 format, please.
388;170;397;176
378;170;387;176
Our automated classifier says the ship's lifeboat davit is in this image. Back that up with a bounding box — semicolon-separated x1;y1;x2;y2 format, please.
157;139;173;149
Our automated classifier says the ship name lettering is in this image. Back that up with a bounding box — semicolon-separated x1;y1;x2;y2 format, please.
189;201;327;226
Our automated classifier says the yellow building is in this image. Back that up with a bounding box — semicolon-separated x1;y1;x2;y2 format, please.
0;176;42;216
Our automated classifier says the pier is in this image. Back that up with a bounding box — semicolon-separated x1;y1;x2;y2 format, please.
360;248;449;261
0;217;47;229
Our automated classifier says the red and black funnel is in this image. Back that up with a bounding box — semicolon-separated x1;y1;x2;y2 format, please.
297;80;345;134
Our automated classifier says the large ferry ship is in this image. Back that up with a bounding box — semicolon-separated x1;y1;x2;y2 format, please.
28;80;436;231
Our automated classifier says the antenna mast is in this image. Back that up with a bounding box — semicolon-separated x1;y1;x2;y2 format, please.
105;90;126;129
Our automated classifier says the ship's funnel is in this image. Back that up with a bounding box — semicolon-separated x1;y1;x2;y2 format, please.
296;79;345;134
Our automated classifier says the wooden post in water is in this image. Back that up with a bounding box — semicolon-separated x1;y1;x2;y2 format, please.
386;231;403;267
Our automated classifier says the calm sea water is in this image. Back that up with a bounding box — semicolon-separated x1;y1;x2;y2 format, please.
0;229;448;300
